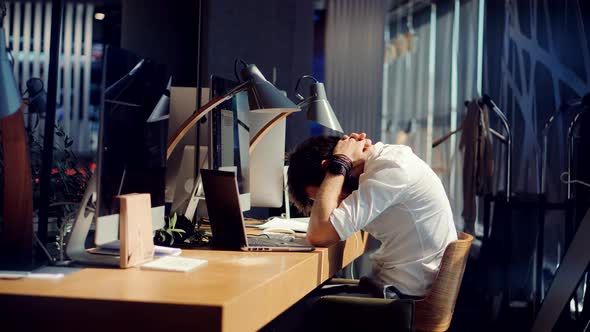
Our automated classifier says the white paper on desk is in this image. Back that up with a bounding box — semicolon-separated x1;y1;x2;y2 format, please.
97;240;182;257
257;217;310;233
141;256;208;272
0;271;65;280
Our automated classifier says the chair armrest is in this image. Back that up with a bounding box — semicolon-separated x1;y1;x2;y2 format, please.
326;278;360;285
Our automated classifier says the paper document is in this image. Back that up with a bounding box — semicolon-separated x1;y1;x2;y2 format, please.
0;271;64;280
141;256;208;272
257;217;310;233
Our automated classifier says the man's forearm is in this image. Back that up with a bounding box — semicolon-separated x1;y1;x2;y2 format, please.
307;173;345;246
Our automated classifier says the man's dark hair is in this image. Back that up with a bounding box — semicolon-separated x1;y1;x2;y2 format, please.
287;136;340;215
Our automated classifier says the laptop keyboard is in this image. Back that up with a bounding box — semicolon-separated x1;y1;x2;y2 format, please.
247;237;286;247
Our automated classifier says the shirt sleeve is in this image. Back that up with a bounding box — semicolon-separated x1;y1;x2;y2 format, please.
329;165;410;240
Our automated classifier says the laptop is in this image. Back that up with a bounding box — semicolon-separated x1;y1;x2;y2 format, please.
200;169;315;252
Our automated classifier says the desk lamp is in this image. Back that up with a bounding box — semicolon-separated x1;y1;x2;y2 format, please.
295;75;343;133
0;0;34;268
249;75;343;153
166;60;300;159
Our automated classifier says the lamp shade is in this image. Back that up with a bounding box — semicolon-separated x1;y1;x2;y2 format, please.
239;64;299;113
0;27;21;118
305;82;343;133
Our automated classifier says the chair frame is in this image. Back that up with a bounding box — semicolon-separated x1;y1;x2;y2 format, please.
322;232;473;332
414;232;473;332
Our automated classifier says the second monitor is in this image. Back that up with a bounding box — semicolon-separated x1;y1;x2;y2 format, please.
209;75;286;210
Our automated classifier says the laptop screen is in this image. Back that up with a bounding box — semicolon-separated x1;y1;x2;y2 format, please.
200;169;249;250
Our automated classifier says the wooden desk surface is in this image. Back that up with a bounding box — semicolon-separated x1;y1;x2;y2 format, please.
0;232;366;332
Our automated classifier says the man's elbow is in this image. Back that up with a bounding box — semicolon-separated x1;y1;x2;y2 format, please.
306;230;340;247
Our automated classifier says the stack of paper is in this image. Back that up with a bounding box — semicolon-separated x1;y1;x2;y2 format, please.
257;217;310;233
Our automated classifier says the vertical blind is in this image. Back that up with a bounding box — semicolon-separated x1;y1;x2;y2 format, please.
382;0;484;230
2;1;94;152
324;0;386;140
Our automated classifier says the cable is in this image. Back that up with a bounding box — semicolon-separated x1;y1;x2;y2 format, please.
349;231;362;280
353;231;361;254
49;201;81;207
560;172;590;189
33;232;55;264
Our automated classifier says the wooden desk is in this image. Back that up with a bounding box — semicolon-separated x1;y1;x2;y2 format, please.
0;233;366;332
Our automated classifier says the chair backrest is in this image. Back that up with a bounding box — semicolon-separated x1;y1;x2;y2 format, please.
414;232;473;332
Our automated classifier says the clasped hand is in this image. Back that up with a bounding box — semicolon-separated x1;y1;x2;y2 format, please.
333;132;373;165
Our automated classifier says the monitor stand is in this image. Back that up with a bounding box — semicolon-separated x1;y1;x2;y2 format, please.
181;169;206;222
65;175;119;266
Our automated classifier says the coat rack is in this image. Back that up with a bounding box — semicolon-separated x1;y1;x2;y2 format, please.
431;94;512;201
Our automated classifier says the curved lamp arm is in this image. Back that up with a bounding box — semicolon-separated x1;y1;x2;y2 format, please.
166;81;248;159
249;94;320;154
249;112;291;154
294;75;319;101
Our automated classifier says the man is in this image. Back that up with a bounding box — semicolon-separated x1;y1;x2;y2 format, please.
287;133;457;298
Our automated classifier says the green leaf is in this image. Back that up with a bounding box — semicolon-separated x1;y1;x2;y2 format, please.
169;213;178;229
170;228;186;234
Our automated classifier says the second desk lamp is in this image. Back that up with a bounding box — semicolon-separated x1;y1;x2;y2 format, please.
167;60;300;159
249;74;343;153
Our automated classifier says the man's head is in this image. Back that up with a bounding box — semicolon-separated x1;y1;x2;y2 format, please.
287;136;340;215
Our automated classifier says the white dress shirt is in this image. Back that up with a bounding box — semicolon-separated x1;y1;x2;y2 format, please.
330;142;457;297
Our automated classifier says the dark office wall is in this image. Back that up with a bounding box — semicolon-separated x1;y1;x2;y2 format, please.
120;0;314;149
121;0;201;87
202;0;314;150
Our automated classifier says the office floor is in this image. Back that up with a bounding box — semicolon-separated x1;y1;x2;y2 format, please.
449;238;587;332
448;254;536;332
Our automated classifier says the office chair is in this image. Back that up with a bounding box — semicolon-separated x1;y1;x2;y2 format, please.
315;232;473;332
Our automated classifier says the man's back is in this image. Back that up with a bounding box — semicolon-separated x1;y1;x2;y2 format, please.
330;143;458;297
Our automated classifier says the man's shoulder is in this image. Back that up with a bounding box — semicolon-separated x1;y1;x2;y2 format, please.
366;143;416;168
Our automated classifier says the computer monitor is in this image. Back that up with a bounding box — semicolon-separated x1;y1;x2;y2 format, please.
166;86;210;214
94;46;171;245
209;75;250;211
249;112;286;208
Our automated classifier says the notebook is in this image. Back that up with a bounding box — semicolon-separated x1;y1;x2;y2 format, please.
200;169;314;252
